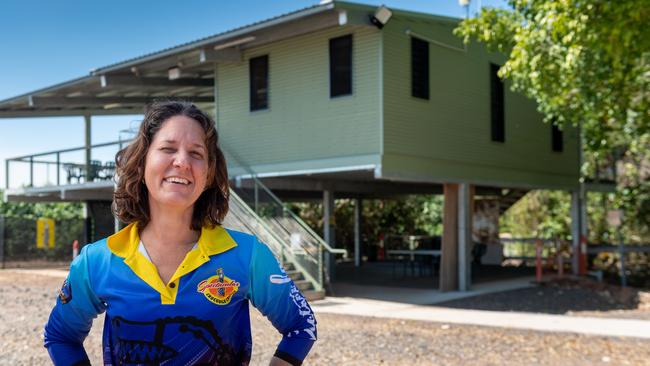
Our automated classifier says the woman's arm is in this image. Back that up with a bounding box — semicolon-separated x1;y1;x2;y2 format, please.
247;238;317;366
269;356;293;366
44;244;106;365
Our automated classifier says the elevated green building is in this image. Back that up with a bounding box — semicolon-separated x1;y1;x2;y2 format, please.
1;1;586;293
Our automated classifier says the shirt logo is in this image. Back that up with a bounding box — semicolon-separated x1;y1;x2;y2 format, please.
197;268;240;306
269;274;291;284
58;279;72;304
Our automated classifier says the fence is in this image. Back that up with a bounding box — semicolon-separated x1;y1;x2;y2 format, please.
0;216;85;268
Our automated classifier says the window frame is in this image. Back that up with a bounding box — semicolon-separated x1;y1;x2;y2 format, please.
249;54;269;111
329;34;353;98
551;123;564;152
411;36;430;100
490;63;505;143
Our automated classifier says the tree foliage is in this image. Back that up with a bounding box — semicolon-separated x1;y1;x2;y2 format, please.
0;190;84;220
455;0;649;152
456;0;649;241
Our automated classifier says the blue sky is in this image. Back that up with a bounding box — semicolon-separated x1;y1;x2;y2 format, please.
0;0;506;188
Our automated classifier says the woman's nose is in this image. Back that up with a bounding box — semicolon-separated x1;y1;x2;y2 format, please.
172;151;191;168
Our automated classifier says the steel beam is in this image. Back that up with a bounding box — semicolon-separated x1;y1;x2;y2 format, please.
100;75;214;88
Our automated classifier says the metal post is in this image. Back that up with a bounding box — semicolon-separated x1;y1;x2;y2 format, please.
323;190;335;283
570;190;582;275
0;216;5;269
254;181;259;213
29;156;34;187
354;198;362;268
84;115;92;183
618;241;627;287
458;183;472;291
56;152;60;186
5;160;9;189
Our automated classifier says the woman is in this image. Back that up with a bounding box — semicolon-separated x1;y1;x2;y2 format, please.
44;101;317;366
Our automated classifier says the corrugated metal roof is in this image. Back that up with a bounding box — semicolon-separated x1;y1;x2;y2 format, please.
91;1;335;75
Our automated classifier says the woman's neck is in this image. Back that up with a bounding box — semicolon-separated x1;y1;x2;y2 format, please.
141;204;199;248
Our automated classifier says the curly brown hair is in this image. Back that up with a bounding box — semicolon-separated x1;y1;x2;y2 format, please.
112;100;229;230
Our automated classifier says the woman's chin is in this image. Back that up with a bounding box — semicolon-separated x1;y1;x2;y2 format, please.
151;193;198;211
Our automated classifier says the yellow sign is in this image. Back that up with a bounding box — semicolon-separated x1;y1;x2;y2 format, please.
36;218;55;249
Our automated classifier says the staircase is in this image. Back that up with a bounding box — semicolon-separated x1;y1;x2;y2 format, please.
220;150;346;301
499;188;529;215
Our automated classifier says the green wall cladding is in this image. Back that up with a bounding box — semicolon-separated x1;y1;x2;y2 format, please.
380;12;579;190
216;24;382;176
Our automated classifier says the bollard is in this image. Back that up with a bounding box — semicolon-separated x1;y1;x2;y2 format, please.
72;240;79;259
578;235;588;275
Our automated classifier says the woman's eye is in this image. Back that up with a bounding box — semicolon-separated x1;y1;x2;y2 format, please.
160;147;175;152
191;151;204;159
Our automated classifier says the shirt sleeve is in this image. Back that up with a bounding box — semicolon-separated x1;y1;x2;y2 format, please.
247;238;317;366
44;244;106;366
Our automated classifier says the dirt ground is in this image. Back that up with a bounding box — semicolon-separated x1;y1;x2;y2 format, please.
1;271;649;366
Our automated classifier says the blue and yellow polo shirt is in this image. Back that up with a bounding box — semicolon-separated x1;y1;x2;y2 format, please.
44;223;317;365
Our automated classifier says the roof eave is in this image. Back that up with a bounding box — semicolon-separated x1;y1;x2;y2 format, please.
91;1;336;76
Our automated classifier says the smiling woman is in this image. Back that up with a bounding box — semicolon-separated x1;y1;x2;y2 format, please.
43;101;317;366
113;101;229;231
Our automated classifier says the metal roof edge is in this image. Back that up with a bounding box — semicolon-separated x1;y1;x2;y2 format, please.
91;1;336;75
0;74;97;106
335;0;462;25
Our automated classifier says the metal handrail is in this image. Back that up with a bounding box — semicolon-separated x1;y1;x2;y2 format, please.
228;189;323;291
224;146;347;257
253;178;347;255
7;139;130;161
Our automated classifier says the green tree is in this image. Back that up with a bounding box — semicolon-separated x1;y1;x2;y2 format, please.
0;190;83;219
456;0;649;241
455;0;648;151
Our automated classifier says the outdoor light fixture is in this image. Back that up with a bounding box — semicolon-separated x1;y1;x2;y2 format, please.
168;66;181;80
370;5;392;29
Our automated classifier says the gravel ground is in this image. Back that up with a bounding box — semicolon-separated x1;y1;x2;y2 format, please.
1;271;649;366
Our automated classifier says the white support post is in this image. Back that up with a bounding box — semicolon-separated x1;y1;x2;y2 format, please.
458;183;472;291
354;198;362;268
570;187;587;275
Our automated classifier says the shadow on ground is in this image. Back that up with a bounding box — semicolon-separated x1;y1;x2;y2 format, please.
436;278;647;314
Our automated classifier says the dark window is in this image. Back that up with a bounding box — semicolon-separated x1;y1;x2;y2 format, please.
329;35;352;97
551;123;563;152
411;37;429;99
249;55;268;111
490;63;505;142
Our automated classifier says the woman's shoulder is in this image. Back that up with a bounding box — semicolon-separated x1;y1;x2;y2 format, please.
221;227;258;246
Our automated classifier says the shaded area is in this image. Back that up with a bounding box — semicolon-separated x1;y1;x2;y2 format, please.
437;278;650;318
333;261;536;289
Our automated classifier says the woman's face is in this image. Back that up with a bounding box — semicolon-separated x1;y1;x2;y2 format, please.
144;115;209;213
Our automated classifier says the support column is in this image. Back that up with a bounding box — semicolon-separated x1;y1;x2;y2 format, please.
84;115;92;183
323;190;336;282
354;198;363;267
570;186;587;275
83;202;92;244
440;184;459;291
458;183;473;291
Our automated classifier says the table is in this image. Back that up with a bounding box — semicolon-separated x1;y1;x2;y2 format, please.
386;249;441;278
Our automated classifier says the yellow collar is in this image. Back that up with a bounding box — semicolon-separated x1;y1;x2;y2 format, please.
107;222;237;304
107;222;237;258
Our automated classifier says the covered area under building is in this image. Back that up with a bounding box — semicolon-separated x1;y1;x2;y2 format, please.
1;1;592;296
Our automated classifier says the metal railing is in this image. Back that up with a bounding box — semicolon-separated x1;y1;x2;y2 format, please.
5;138;346;290
223;147;347;291
5;139;129;190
